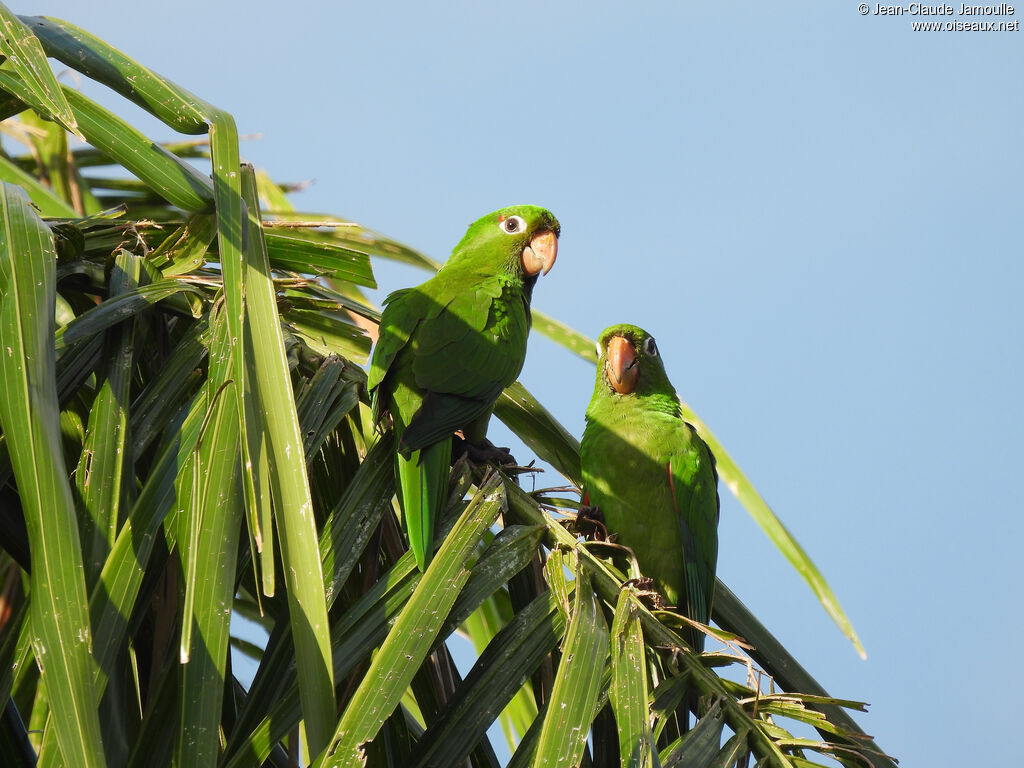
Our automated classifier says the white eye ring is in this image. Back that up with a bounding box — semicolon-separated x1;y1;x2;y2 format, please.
643;337;658;357
499;215;526;234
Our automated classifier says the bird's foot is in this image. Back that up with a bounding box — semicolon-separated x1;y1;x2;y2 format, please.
565;504;611;542
454;435;518;468
623;576;654;591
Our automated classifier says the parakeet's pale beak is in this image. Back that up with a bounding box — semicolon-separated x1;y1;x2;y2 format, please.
521;230;558;276
606;335;638;394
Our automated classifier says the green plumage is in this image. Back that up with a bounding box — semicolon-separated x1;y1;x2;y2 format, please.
368;205;560;570
581;324;719;651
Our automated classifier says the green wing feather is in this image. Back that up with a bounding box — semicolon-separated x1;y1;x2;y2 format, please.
369;269;532;569
401;276;526;451
667;433;720;650
367;287;422;428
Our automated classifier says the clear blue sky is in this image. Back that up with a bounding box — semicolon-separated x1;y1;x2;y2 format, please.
14;1;1022;765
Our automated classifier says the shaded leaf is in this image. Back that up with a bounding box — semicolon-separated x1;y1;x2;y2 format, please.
610;588;657;768
238;162;336;752
314;473;505;767
0;183;105;768
532;564;608;768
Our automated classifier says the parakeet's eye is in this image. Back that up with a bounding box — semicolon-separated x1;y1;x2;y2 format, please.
643;337;658;357
500;215;526;234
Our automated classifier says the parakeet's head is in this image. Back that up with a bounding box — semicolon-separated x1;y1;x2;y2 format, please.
449;205;560;283
594;324;676;400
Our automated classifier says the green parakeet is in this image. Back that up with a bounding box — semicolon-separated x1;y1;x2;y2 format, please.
581;324;719;651
368;206;560;570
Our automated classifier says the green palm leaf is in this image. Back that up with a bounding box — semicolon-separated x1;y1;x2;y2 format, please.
0;8;80;139
0;183;105;768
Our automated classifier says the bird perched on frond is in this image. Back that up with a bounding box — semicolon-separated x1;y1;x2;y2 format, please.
368;205;560;570
581;324;719;652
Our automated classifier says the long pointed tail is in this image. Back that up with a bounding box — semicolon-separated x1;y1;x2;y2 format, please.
395;436;452;570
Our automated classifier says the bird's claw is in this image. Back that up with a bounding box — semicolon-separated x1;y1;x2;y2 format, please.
623;576;654;591
454;435;518;468
565;504;612;542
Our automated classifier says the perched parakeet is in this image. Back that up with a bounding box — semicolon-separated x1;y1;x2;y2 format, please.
581;324;719;651
368;206;560;570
